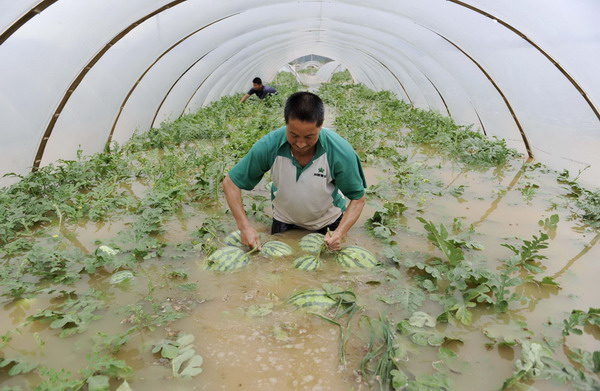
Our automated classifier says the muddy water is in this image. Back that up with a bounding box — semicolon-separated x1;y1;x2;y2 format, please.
1;145;599;389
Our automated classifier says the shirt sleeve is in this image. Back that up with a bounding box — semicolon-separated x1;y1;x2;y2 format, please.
334;153;366;200
247;88;256;95
325;132;367;200
228;131;279;190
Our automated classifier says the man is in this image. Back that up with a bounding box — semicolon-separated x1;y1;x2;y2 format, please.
240;77;278;103
223;91;366;251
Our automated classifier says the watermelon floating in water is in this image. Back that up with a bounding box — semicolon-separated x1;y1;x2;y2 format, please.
223;230;243;247
288;288;336;311
299;233;326;253
205;246;250;271
260;241;293;257
293;255;321;271
335;246;379;268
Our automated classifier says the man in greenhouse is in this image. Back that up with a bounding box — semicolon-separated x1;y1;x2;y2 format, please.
223;91;367;251
239;77;278;102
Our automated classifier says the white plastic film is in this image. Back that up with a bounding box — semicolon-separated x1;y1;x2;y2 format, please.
1;0;599;186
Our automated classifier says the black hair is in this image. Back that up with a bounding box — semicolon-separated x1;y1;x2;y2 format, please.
252;77;262;85
284;92;325;127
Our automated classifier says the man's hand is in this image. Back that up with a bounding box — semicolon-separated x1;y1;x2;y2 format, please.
223;174;261;249
323;196;366;251
325;230;344;251
240;226;261;250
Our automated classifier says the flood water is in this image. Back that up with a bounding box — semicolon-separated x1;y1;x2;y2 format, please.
1;107;599;390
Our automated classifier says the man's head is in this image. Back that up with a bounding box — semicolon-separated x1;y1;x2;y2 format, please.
284;92;324;127
252;77;263;91
284;92;325;158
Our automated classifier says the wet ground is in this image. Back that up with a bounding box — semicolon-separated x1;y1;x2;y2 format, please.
1;78;598;390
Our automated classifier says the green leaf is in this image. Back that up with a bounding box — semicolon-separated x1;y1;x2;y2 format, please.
450;301;475;326
272;325;291;342
0;358;39;376
87;375;110;391
116;380;133;391
391;369;409;388
110;271;134;284
378;285;426;313
483;320;534;346
172;348;203;379
246;303;273;317
152;340;179;359
409;311;436;328
417;218;464;266
398;319;446;347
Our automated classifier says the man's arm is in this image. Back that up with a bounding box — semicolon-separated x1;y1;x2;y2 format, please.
325;195;366;251
240;93;251;103
222;174;261;248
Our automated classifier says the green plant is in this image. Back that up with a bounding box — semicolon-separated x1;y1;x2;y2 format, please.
28;290;106;337
152;333;203;379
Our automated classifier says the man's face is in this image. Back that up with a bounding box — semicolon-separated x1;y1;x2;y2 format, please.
253;83;263;91
286;118;321;157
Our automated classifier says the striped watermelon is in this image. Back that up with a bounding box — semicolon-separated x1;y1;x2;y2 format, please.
288;288;336;311
335;246;379;269
261;241;293;257
299;233;326;253
223;230;244;247
293;255;321;271
205;246;250;271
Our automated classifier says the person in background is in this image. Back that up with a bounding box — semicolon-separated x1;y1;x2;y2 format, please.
240;77;278;103
223;91;367;251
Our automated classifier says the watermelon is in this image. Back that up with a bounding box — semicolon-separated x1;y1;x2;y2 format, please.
205;246;250;271
335;246;379;268
223;230;243;247
299;233;326;253
260;241;293;257
293;255;321;271
288;289;336;311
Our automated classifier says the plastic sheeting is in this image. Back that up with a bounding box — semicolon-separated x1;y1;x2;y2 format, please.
316;62;348;83
1;0;599;187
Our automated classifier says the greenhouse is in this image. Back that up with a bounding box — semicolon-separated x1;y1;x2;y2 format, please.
1;1;599;390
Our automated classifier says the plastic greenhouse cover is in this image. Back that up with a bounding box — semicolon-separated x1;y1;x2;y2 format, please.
0;0;599;186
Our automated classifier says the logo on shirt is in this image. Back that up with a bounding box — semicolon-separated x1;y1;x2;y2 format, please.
314;167;326;178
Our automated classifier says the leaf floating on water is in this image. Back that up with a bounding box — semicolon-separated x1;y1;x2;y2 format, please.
110;271;134;285
246;303;274;317
116;380;133;391
97;245;119;256
272;325;291;342
172;333;203;379
299;233;326;253
260;241;293;257
87;375;109;391
483;319;534;347
398;313;454;347
408;311;437;328
205;246;250;271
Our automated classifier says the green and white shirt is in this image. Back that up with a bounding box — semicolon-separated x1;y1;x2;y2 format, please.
228;126;367;230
